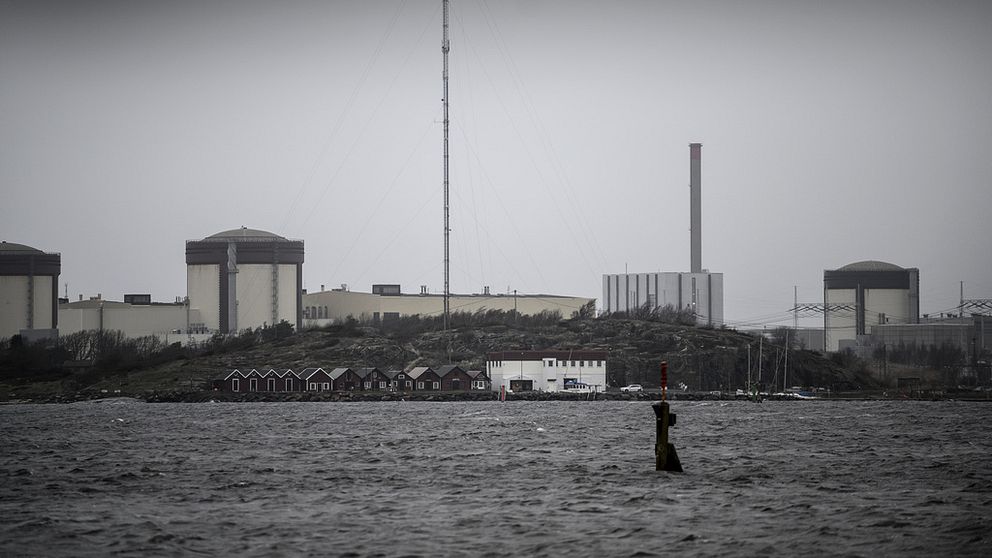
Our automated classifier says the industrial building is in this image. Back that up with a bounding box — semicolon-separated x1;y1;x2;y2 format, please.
486;350;607;393
871;315;990;357
302;285;593;324
58;294;207;343
602;272;723;326
0;241;60;340
824;260;920;352
602;143;724;326
186;227;304;334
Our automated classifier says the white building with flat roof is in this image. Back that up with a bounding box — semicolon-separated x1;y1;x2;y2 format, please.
486;350;608;392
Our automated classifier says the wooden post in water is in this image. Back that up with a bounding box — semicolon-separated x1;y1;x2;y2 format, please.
654;361;683;472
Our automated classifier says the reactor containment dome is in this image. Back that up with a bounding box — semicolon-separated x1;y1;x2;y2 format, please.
824;260;919;352
186;227;304;334
0;241;61;339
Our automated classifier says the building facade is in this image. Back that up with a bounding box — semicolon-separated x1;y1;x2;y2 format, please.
58;296;208;344
186;227;304;334
0;241;60;340
301;286;593;325
824;261;919;352
486;350;608;392
602;272;723;326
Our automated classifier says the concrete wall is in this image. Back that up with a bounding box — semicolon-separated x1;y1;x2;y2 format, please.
0;275;55;339
824;288;857;352
865;289;914;324
187;264;220;331
236;263;298;330
825;287;916;352
188;262;298;332
0;276;30;338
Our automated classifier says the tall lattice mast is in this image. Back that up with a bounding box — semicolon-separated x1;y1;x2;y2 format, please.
442;0;451;330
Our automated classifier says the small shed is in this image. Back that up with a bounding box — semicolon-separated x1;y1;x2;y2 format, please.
329;367;361;391
241;368;268;392
385;369;413;391
407;366;442;391
436;365;473;391
300;368;333;392
222;369;249;392
355;367;389;391
272;369;301;392
467;369;491;391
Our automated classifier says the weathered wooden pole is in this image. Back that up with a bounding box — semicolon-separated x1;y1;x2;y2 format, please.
654;361;683;472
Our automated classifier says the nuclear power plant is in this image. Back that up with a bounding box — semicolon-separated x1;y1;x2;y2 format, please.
823;260;920;352
186;227;305;334
0;241;61;340
7;223;590;344
602;143;725;326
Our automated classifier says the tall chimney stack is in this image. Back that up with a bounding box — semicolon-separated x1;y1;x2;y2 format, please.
689;143;702;273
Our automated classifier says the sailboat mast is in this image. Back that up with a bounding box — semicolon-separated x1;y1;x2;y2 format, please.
757;333;763;392
442;0;451;331
747;343;751;395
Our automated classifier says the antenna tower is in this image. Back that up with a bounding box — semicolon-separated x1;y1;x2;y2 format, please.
442;0;451;330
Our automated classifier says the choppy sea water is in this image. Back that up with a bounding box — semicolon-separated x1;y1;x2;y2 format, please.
1;400;990;557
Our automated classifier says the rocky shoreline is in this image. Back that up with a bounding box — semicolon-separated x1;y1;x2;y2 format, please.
6;388;983;404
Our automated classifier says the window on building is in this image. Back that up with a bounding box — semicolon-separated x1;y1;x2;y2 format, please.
379;381;387;389
398;374;405;379
232;378;240;392
364;381;371;389
405;380;412;389
285;378;293;391
267;378;275;391
417;381;425;389
322;382;330;391
309;382;317;391
433;382;440;390
249;378;258;391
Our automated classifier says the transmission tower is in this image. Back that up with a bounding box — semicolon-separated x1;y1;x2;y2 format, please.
442;0;450;331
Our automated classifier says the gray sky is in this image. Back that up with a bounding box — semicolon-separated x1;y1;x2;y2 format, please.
2;0;990;329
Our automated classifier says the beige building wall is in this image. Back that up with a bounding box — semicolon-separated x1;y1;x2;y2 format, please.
187;264;220;331
0;276;30;338
864;289;914;325
32;276;54;331
58;300;205;341
825;288;916;351
301;289;593;325
0;275;55;338
236;263;298;329
824;287;856;352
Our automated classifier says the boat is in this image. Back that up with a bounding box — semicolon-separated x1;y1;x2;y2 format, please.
562;381;594;394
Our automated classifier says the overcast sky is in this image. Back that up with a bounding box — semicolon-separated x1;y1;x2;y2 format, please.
2;0;990;328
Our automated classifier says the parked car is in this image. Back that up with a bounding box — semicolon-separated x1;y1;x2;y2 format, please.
620;384;642;393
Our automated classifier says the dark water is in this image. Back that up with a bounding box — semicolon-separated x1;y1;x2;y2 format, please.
2;400;991;557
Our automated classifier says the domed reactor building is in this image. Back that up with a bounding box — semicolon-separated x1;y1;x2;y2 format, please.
186;228;304;334
824;260;919;352
0;241;61;339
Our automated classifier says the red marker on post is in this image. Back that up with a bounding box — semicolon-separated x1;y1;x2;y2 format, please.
661;361;668;401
